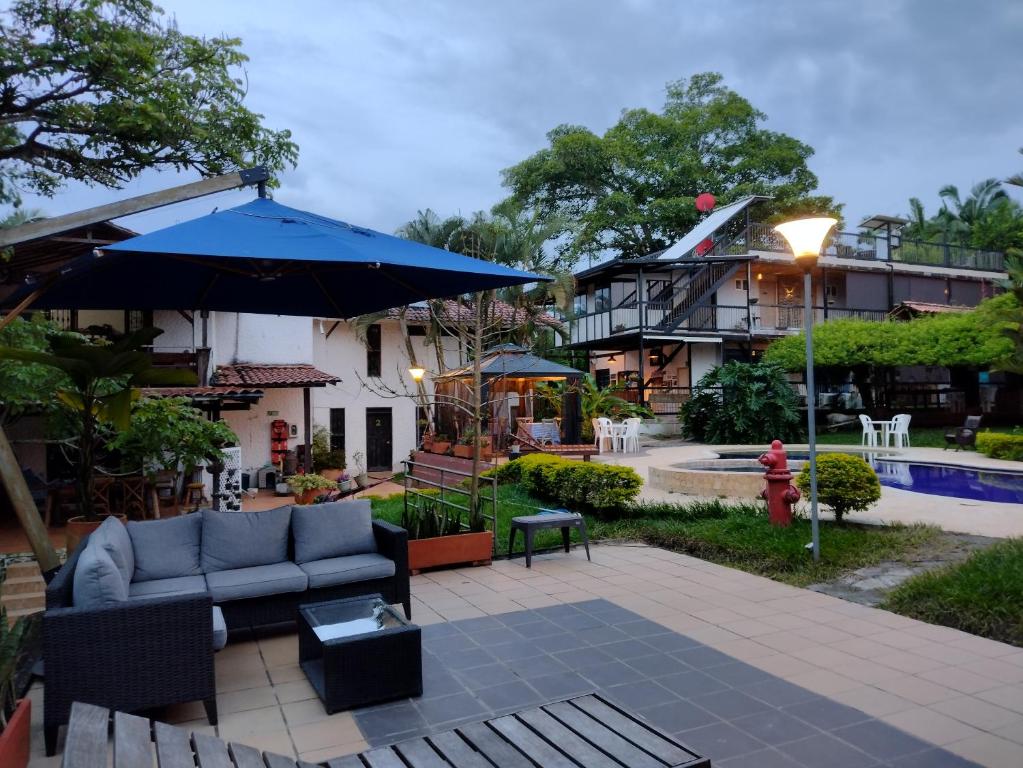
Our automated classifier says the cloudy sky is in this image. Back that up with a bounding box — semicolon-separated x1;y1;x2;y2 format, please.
17;0;1023;245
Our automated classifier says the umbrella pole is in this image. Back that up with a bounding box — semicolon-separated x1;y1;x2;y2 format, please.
0;300;61;575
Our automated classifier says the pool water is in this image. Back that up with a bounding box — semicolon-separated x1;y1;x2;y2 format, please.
715;451;1023;504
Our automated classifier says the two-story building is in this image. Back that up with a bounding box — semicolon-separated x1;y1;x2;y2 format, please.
560;196;1008;421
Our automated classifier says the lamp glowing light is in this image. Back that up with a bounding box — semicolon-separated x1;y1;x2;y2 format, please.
773;218;837;266
608;355;617;363
408;367;426;382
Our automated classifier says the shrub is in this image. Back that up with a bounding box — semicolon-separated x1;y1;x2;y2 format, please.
796;453;880;523
976;432;1023;461
490;454;641;514
680;361;804;444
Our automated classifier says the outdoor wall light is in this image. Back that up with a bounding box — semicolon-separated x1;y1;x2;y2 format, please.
607;355;617;363
774;216;837;563
408;366;426;382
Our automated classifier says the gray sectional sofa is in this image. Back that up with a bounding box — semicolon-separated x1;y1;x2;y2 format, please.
43;499;409;755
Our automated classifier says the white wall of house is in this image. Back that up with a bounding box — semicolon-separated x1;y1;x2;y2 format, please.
223;387;307;477
690;343;721;384
213;313;313;367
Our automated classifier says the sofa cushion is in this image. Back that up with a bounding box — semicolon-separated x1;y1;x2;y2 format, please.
292;499;377;564
212;605;228;651
298;553;396;589
90;516;134;590
128;513;203;582
127;575;208;601
201;507;291;573
73;543;128;608
204;562;307;602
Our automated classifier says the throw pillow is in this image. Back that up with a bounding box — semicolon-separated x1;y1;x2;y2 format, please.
291;500;377;564
89;516;134;589
73;543;128;607
201;506;291;572
127;513;203;582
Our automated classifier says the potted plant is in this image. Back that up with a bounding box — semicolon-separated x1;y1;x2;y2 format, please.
422;430;434;452
352;451;369;488
338;471;352;493
429;434;452;455
285;473;339;504
310;426;345;481
0;328;196;553
452;428;475;459
0;573;31;768
401;493;493;573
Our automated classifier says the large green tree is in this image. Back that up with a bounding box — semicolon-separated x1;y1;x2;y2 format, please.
0;0;298;206
501;72;839;262
903;178;1023;256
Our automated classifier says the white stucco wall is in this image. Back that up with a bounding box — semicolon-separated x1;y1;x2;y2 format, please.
690;343;721;385
214;313;313;366
222;387;307;480
311;320;461;473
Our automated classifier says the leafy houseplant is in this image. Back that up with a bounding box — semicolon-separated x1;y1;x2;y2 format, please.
310;426;345;479
285;473;338;504
796;453;881;523
0;327;195;523
0;572;30;768
109;396;237;480
400;490;493;572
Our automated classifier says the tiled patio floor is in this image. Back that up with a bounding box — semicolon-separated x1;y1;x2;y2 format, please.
28;543;1023;767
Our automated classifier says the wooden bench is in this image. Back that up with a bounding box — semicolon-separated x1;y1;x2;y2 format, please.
62;693;710;767
513;431;598;461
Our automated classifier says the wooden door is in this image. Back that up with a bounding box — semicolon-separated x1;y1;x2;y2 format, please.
365;408;392;471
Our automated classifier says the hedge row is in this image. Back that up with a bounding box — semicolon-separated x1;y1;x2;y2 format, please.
486;454;642;515
976;432;1023;461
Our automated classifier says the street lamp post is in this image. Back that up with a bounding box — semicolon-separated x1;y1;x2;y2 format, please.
773;217;838;562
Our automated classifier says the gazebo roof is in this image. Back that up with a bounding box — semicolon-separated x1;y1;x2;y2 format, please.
440;344;584;381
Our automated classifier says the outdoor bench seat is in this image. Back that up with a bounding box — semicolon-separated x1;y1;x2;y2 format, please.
43;499;410;756
298;551;396;588
204;561;308;602
127;574;207;600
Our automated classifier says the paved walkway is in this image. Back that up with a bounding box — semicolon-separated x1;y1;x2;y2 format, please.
27;543;1023;767
594;442;1023;538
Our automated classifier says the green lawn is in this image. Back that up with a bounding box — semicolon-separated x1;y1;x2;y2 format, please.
371;487;941;587
883;538;1023;647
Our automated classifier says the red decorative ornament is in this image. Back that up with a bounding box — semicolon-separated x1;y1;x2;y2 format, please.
695;238;713;256
695;193;716;212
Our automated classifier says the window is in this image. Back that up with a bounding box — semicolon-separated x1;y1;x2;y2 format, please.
573;293;588;315
329;408;345;452
594;286;611;312
366;324;382;377
735;279;749;291
595;368;611;389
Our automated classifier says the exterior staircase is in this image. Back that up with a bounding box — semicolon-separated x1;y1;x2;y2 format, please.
653;261;737;333
2;560;46;622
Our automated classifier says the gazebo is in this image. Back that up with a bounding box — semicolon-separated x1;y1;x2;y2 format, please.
434;344;584;450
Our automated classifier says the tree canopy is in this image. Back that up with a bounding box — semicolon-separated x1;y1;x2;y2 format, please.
0;0;298;206
500;72;840;262
903;178;1023;257
763;293;1016;370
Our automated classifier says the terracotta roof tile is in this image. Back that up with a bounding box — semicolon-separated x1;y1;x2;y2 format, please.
142;386;264;400
212;364;340;388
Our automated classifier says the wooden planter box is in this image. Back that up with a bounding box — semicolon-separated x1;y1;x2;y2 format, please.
0;698;31;768
429;441;451;455
408;531;493;574
452;444;474;459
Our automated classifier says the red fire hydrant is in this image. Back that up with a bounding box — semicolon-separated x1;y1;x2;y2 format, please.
758;439;801;527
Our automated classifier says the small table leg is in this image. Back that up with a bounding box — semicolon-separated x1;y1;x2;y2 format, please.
524;528;534;568
561;526;571;553
579;520;591;562
508;526;518;558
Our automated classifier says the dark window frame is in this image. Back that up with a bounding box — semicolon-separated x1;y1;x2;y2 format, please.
366;324;382;377
329;408;346;452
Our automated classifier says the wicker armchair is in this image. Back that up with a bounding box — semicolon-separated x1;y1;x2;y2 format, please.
43;539;216;756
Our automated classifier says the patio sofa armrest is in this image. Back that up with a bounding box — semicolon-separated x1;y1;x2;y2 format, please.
43;592;216;743
373;519;410;618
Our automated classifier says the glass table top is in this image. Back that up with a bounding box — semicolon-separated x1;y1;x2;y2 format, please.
302;597;403;642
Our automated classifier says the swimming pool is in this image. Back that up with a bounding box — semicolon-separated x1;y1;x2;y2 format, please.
713;450;1023;504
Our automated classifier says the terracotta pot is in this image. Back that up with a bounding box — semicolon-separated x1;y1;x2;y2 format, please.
430;441;451;454
407;531;493;573
452;445;474;459
0;698;31;768
66;514;128;555
297;488;326;504
319;468;343;482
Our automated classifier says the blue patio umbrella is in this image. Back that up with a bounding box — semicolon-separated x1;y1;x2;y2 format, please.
4;197;547;316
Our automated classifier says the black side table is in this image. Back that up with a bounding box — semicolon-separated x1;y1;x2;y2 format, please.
508;511;591;568
298;594;422;713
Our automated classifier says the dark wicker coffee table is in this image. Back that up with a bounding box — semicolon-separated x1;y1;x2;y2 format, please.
298;594;422;713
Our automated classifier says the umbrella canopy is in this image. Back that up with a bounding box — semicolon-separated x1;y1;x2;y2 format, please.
4;198;546;317
440;344;585;380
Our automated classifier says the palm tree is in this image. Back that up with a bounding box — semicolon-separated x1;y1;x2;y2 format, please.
1007;148;1023;188
938;179;1009;244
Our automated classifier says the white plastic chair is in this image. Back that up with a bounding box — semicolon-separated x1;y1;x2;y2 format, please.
890;413;911;448
859;414;880;447
616;417;642;453
594;417;614;453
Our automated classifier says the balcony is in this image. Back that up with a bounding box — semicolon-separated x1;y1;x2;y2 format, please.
716;223;1004;272
561;302;888;346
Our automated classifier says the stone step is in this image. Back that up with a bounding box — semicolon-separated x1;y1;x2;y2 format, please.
1;592;45;611
5;603;44;622
5;561;43;579
2;575;45;595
